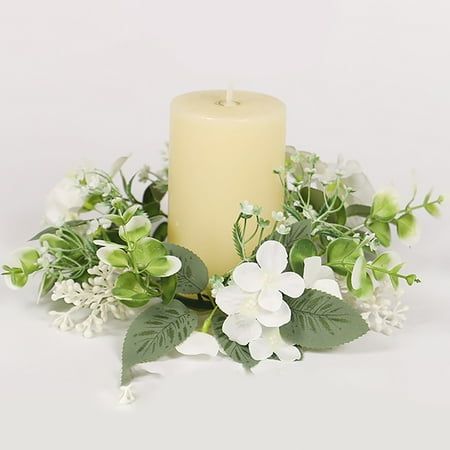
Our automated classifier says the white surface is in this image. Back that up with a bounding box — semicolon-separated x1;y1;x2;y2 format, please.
1;1;450;448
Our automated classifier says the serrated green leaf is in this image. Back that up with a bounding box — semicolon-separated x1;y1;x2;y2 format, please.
164;243;208;294
232;221;245;259
281;289;369;349
121;300;198;385
283;220;312;251
211;311;258;369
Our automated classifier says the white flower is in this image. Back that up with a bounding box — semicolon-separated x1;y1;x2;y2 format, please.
175;331;219;356
233;240;305;311
276;223;291;235
240;200;255;216
87;217;112;236
303;256;342;298
348;282;408;335
272;211;285;222
249;327;301;362
317;155;361;184
49;264;134;337
45;177;87;226
215;240;305;345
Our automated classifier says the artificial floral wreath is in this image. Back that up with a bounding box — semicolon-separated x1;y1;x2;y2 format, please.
3;148;444;403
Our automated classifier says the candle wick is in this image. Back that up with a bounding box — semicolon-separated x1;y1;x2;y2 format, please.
225;86;234;106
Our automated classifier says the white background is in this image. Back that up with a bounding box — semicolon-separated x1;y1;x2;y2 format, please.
1;1;449;448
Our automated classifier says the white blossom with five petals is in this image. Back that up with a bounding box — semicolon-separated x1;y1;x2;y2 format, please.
215;240;305;345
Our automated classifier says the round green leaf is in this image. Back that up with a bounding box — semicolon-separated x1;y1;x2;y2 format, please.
396;213;417;240
368;220;391;247
19;248;40;275
97;246;129;268
370;190;399;222
119;216;151;243
132;237;167;271
326;238;361;275
289;239;317;275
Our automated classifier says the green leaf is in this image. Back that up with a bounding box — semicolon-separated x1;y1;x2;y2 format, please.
232;221;245;259
39;272;58;296
283;220;312;251
280;289;369;349
160;275;177;304
97;246;129;268
30;227;58;241
289;239;316;275
19;248;40;274
142;183;165;218
368;220;391;247
326;238;361;275
132;237;167;271
119;216;152;244
9;269;28;288
121;300;198;385
211;311;258;369
346;204;371;218
370;190;399;222
112;271;149;305
153;222;168;241
346;271;374;299
396;213;417;241
164;243;209;294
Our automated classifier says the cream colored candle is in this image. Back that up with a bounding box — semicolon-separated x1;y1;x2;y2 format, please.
168;90;286;276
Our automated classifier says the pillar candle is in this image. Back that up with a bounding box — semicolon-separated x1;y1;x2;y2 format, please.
168;90;286;276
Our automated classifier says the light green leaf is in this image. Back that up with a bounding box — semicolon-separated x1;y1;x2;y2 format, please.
121;300;198;385
280;289;369;349
326;238;361;275
119;216;151;243
211;311;258;369
164;243;208;294
19;248;40;275
97;246;129;268
132;237;167;270
396;213;417;240
346;272;374;299
370;189;399;222
368;220;391;247
372;252;395;281
289;239;316;275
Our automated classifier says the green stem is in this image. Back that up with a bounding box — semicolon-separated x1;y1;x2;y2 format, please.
201;306;218;333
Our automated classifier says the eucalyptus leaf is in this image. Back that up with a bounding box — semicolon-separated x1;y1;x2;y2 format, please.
280;289;369;349
326;238;361;275
289;239;317;275
211;311;258;369
368;220;391;247
121;300;198;385
164;243;208;294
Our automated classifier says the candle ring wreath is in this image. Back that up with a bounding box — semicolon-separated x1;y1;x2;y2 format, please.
3;148;444;404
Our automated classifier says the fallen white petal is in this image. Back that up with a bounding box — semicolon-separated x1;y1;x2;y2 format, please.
175;331;219;356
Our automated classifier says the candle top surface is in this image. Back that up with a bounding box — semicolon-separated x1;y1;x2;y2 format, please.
171;90;285;121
